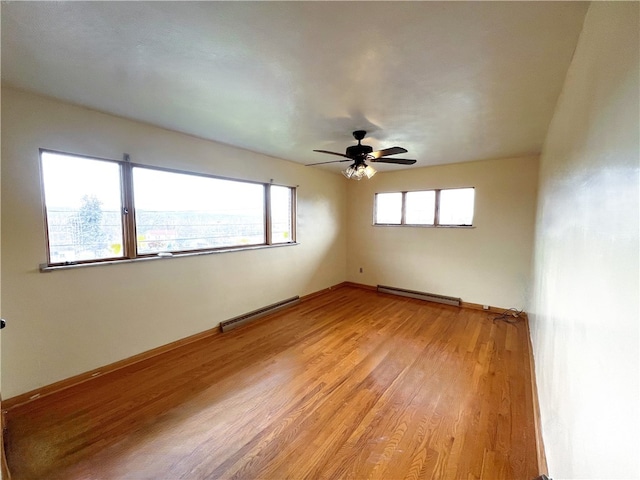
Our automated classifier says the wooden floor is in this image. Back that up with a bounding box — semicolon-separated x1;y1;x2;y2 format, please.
5;286;539;479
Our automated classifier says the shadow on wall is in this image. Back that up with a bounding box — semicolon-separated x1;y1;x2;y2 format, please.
301;233;346;295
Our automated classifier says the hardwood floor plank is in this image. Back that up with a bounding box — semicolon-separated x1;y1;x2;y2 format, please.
6;286;539;479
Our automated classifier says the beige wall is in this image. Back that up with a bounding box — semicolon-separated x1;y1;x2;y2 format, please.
529;2;639;478
1;87;347;398
346;156;539;309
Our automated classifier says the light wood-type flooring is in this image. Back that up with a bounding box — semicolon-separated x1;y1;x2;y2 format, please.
5;286;539;479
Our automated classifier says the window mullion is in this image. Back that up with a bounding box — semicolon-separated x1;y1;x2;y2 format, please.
265;184;272;245
291;187;297;242
121;155;137;258
373;193;379;224
434;189;441;226
401;192;407;225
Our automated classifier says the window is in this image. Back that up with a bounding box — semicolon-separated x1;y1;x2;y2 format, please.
41;151;125;263
269;185;294;244
40;150;296;267
374;192;403;224
439;188;475;226
133;168;265;254
374;188;474;227
405;191;436;225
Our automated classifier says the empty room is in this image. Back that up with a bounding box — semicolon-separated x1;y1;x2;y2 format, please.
0;2;638;479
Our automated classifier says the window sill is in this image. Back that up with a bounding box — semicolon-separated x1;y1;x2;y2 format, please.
373;224;475;228
40;242;299;273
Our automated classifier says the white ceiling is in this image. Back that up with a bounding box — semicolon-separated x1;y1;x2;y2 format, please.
1;1;588;173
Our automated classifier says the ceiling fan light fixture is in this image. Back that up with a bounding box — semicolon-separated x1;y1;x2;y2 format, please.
341;166;355;179
342;163;376;180
363;164;377;179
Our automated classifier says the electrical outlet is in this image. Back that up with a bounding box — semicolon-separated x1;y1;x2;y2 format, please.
483;305;489;310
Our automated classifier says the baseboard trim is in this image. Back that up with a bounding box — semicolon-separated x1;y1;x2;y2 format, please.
525;316;549;475
1;394;11;480
300;282;349;301
459;301;521;315
341;281;377;291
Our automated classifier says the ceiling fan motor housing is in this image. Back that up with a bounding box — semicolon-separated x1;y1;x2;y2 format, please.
346;130;372;159
346;144;373;158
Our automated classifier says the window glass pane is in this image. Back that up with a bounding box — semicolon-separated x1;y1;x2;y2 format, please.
270;185;293;243
133;168;265;254
41;151;124;263
375;192;402;224
439;188;475;225
406;191;435;225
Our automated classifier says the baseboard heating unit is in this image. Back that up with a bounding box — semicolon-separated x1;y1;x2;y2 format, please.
377;285;461;307
219;296;300;332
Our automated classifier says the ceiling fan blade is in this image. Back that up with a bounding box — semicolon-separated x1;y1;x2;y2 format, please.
306;159;353;166
371;158;417;165
369;146;408;159
313;149;351;159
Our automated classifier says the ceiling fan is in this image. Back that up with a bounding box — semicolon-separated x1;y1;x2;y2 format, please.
307;130;417;180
